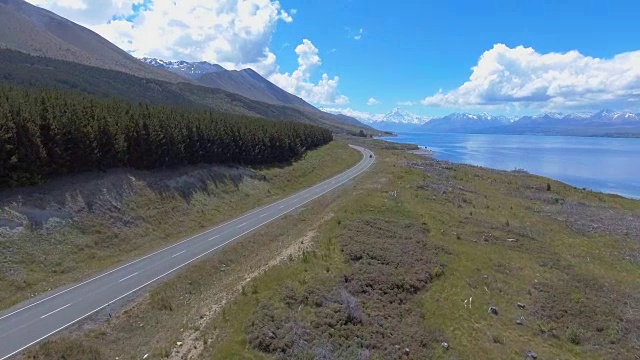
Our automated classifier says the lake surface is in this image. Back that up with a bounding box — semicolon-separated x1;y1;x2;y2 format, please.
380;132;640;199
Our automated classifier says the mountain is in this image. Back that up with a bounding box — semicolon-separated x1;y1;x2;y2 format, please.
331;113;374;129
329;108;430;132
0;1;373;134
196;68;316;109
493;109;640;135
0;0;184;83
422;112;513;133
0;48;374;134
140;58;226;80
421;109;640;137
376;108;431;125
142;58;313;109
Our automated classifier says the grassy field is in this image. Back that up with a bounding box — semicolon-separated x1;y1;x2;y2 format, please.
21;138;640;360
0;141;361;310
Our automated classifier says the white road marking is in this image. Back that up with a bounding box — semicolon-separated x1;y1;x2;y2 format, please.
0;146;374;360
171;251;186;258
238;222;248;228
118;272;139;283
259;213;267;218
40;304;71;319
0;156;349;322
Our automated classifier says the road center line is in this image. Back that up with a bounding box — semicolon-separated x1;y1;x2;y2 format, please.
0;146;373;360
238;222;248;228
259;213;267;217
40;304;71;319
118;272;139;282
171;250;186;258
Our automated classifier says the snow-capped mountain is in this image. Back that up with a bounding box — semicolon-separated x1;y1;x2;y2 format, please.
422;109;640;136
514;109;640;128
533;112;563;119
587;109;640;123
140;58;226;80
355;108;431;132
375;107;431;125
422;112;514;133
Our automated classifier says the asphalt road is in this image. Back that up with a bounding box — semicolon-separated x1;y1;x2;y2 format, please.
0;145;374;360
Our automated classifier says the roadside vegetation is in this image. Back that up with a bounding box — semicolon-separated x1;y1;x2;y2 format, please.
20;137;640;359
0;141;360;309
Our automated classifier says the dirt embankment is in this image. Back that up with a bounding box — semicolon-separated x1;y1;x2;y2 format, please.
0;165;261;234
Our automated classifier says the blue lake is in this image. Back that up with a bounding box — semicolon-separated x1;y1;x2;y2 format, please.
381;133;640;199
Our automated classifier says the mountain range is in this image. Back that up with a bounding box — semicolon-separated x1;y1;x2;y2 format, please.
340;107;640;137
481;110;640;137
0;0;374;134
423;110;640;136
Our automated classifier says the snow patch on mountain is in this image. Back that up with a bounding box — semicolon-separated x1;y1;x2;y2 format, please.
373;108;431;124
140;58;226;80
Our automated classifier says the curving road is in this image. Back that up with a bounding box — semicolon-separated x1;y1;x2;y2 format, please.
0;145;374;360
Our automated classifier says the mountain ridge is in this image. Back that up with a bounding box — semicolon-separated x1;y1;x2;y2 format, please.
0;0;186;83
426;110;640;136
140;57;226;80
141;57;317;110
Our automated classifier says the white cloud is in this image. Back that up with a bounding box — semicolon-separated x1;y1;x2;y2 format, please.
422;43;640;111
322;107;384;122
354;28;364;41
397;101;415;106
279;9;293;23
269;39;349;105
26;0;350;106
27;0;142;23
367;97;378;105
26;0;290;72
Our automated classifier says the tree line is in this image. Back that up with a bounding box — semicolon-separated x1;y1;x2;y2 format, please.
0;85;333;188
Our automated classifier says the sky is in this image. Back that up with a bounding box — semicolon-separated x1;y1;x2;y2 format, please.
25;0;640;120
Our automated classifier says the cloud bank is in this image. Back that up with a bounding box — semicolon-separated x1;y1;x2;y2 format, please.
422;44;640;111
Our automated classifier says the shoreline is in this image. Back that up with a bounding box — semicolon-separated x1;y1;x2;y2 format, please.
377;136;640;201
408;145;435;157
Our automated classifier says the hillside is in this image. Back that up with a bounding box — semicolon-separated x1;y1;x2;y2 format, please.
0;49;372;133
139;58;376;133
197;68;315;109
0;0;185;83
141;57;314;110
